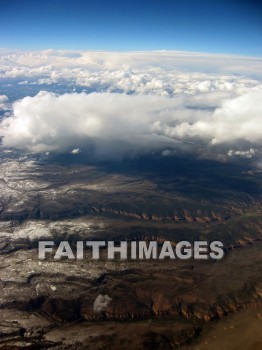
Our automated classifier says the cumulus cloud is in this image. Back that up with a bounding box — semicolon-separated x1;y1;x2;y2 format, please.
71;148;81;154
0;50;261;160
153;90;262;145
93;294;112;313
162;149;172;156
0;90;261;158
1;49;262;77
0;95;9;110
1;50;262;97
227;148;256;158
0;91;184;155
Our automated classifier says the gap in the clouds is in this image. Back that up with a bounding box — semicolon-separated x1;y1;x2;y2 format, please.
0;80;94;103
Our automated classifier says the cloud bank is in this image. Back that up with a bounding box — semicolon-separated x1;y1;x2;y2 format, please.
0;50;261;160
1;50;262;97
0;90;261;158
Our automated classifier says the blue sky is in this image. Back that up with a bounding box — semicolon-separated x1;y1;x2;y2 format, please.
0;0;261;55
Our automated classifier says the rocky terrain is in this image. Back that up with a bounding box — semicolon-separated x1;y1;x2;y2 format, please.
0;151;261;349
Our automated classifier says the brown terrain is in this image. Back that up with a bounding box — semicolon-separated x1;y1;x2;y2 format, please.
0;153;261;349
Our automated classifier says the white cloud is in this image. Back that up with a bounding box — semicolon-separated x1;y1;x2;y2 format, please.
154;90;262;145
0;95;9;111
0;91;184;154
227;148;256;158
0;50;261;160
162;149;172;156
0;90;261;158
71;148;81;154
1;50;262;97
1;49;262;76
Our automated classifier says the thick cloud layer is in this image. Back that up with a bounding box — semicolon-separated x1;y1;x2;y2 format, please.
0;90;261;158
1;49;262;77
1;50;262;97
0;50;261;159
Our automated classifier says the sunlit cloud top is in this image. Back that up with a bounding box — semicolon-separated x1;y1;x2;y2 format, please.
0;49;261;161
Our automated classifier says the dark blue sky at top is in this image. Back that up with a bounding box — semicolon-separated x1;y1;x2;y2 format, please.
0;0;261;55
